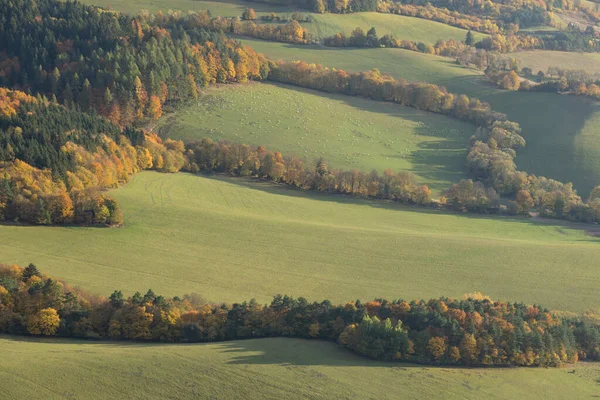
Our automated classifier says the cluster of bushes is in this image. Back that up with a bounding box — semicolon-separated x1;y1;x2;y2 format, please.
475;33;541;53
1;264;599;367
258;11;309;23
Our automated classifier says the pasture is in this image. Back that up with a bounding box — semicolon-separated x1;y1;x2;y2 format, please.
2;335;600;399
303;12;486;43
157;82;476;194
241;39;600;197
80;0;485;44
0;171;599;311
511;50;600;75
78;0;295;16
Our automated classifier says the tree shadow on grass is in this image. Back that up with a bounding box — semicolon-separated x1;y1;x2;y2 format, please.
198;172;600;242
0;334;419;368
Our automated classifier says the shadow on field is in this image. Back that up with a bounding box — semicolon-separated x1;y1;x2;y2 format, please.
254;82;475;193
219;337;406;367
199;173;600;242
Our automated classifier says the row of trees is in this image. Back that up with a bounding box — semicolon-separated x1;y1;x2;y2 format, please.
378;0;575;29
1;264;598;366
377;3;502;34
174;10;311;44
518;66;600;102
185;138;432;204
264;59;600;222
322;29;536;78
235;0;378;14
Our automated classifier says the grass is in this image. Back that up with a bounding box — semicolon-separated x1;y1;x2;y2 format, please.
240;39;600;197
1;171;600;311
2;335;600;400
78;0;296;16
157;82;476;194
510;50;600;75
81;0;485;44
303;12;486;43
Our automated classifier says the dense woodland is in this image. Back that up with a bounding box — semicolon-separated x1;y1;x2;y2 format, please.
1;264;598;367
0;88;190;225
0;0;269;127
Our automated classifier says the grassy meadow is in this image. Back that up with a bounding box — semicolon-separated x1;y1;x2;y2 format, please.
157;82;476;194
78;0;295;16
3;335;600;400
78;0;600;195
303;12;486;43
241;39;600;197
0;171;599;312
81;0;485;44
511;50;600;75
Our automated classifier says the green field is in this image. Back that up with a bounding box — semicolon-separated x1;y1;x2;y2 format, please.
157;82;476;194
241;39;600;197
304;12;486;43
81;0;485;44
3;335;600;400
511;50;600;75
79;0;295;16
1;171;599;311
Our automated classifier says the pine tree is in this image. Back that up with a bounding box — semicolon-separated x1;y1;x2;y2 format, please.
22;263;41;282
465;30;474;46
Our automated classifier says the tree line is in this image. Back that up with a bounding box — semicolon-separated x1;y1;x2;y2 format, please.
377;3;501;34
1;263;598;367
165;9;311;44
518;66;600;102
266;60;600;222
185;138;432;204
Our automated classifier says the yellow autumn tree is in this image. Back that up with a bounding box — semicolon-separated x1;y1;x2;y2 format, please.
428;336;448;361
28;308;60;335
460;333;478;364
449;346;461;363
501;71;520;91
223;58;236;81
147;95;162;120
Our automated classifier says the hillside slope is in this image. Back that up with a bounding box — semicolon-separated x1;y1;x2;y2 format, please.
2;336;600;400
0;172;598;311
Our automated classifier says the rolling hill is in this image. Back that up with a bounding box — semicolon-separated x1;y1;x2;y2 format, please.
156;82;476;194
3;335;600;400
0;171;599;312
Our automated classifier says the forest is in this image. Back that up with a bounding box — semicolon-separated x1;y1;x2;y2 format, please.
1;2;600;395
1;263;599;367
